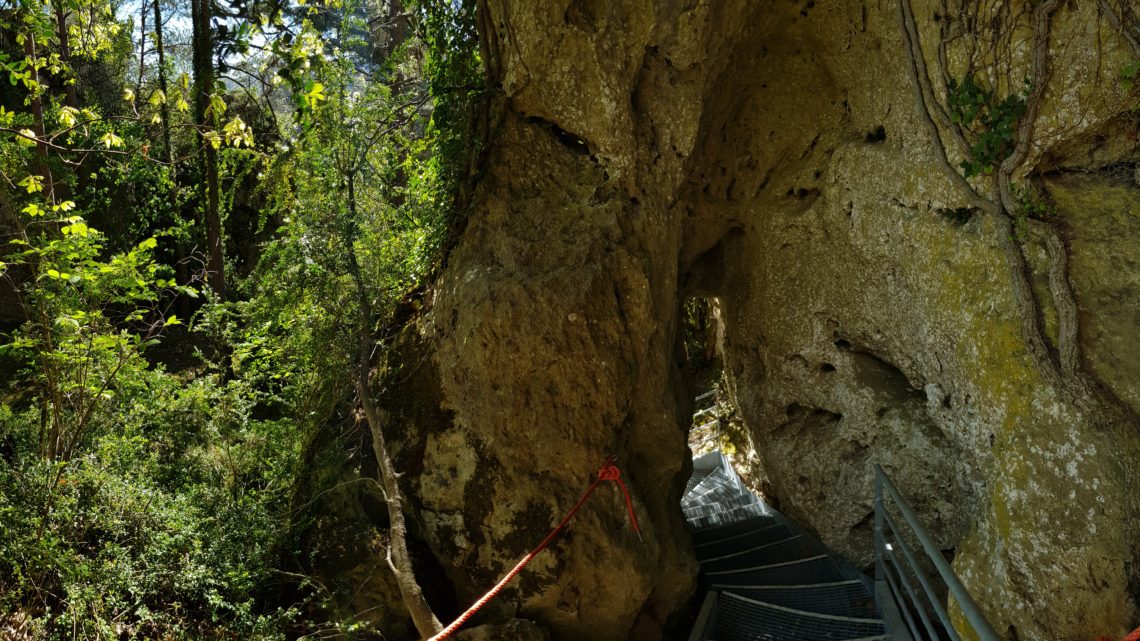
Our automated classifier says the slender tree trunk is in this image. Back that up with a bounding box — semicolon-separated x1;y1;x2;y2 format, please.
153;0;191;317
345;174;442;639
191;0;225;300
23;32;55;204
136;3;146;97
52;0;86;197
153;0;173;166
52;1;79;108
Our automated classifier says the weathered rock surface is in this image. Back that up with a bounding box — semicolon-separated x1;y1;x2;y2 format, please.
363;2;1140;641
453;619;550;641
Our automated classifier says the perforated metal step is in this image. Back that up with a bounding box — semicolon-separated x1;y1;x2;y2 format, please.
683;451;889;641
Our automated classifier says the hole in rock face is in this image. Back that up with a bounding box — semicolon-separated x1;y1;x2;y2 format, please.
678;296;723;380
865;125;887;143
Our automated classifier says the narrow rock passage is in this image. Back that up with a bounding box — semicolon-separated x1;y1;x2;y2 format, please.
684;452;887;641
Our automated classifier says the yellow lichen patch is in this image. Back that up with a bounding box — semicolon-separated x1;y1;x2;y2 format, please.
1045;174;1140;416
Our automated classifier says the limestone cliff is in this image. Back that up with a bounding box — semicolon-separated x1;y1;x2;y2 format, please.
363;2;1140;640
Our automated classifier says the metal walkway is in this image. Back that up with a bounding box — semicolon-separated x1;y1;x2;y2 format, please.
683;451;888;641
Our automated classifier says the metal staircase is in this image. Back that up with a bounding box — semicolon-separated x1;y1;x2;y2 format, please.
682;450;1000;641
683;451;888;641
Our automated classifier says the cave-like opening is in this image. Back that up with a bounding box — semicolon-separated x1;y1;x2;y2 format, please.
677;293;762;498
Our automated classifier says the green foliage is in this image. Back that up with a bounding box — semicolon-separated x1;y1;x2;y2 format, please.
0;371;301;639
0;0;483;635
1;196;191;456
1009;182;1057;239
0;191;305;637
1122;60;1140;108
410;0;485;214
948;74;1029;178
1121;60;1140;91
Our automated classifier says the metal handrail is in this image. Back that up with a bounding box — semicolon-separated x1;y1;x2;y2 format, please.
874;464;1000;641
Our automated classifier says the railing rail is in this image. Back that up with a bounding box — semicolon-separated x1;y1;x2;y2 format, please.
874;464;1000;641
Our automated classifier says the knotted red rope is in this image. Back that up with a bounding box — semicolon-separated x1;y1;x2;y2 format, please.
426;456;641;641
1095;626;1140;641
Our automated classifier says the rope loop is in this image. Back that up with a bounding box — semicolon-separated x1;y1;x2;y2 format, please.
597;456;622;482
598;456;641;538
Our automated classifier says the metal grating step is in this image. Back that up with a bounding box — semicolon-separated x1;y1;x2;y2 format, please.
684;492;762;521
706;554;851;587
684;467;716;497
697;533;802;564
693;522;789;558
687;503;773;531
683;468;734;505
721;581;878;619
710;591;885;641
687;505;773;532
682;451;886;641
698;536;819;573
689;514;778;545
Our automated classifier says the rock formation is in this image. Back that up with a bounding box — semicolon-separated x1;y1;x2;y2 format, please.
345;1;1140;640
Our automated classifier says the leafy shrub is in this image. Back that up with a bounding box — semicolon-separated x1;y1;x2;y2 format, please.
0;367;302;639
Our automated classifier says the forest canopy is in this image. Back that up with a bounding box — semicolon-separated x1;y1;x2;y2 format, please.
0;0;482;636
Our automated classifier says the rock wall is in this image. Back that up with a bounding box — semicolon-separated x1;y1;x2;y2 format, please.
378;1;1140;640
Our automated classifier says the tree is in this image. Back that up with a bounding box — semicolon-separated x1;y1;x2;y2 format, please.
191;0;226;299
272;42;444;635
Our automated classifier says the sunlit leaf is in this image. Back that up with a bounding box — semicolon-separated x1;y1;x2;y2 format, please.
57;106;79;128
15;128;36;146
99;132;123;149
18;175;43;193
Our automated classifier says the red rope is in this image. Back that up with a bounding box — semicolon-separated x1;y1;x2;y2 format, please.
426;456;641;641
1095;626;1140;641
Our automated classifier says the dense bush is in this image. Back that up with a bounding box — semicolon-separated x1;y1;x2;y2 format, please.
0;359;302;638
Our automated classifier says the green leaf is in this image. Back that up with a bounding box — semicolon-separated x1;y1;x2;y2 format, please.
15;129;37;147
99;132;124;149
208;93;227;118
57;106;79;128
18;175;43;194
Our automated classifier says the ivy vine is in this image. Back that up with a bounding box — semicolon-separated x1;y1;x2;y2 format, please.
948;74;1030;178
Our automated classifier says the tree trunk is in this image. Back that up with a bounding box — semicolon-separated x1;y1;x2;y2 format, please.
153;0;173;166
52;1;79;108
135;3;146;97
23;32;54;204
191;0;225;300
345;175;442;639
